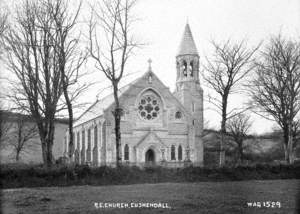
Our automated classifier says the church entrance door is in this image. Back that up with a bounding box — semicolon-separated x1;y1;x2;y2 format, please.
145;149;155;165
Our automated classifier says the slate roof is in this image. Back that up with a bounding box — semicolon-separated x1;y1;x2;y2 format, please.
177;23;199;56
73;76;142;127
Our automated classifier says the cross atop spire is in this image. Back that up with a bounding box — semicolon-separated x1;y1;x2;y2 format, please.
177;23;199;56
147;58;152;71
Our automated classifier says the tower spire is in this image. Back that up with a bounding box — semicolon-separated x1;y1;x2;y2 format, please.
177;23;198;56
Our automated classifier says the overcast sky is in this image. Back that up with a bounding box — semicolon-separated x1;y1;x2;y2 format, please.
2;0;300;134
89;0;300;134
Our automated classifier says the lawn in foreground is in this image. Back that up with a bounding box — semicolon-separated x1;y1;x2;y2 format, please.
1;179;299;214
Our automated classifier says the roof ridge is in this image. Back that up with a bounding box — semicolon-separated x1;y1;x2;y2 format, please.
74;72;145;124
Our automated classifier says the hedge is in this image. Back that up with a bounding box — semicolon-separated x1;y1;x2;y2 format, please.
1;163;299;188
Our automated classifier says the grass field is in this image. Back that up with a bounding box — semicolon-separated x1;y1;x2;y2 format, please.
1;179;299;214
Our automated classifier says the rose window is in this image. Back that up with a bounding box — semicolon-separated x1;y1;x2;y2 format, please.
138;94;160;120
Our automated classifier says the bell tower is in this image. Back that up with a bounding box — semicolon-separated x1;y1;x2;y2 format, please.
175;23;200;92
174;23;203;166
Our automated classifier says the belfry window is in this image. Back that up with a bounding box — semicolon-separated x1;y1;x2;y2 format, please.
124;144;129;160
182;60;187;77
171;145;176;160
178;145;182;161
189;61;193;77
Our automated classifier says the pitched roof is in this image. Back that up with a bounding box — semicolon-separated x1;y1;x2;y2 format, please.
177;23;199;56
73;75;142;127
74;70;193;127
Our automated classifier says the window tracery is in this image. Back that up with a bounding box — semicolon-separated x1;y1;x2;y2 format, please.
138;90;161;121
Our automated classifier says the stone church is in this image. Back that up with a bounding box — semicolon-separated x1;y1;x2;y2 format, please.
64;24;204;167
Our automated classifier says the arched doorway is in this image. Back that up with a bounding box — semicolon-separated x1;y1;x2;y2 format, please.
145;149;155;164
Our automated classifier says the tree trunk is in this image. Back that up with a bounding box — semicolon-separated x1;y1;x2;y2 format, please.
38;119;55;168
16;151;20;162
287;136;294;164
219;95;228;166
60;58;74;162
288;122;294;164
64;87;74;161
113;83;121;168
41;140;48;164
47;120;55;168
283;127;294;164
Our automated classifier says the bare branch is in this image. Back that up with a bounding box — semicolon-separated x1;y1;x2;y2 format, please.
250;34;300;163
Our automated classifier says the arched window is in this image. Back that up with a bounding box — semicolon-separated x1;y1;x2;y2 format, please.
87;129;91;150
175;111;182;119
124;144;129;161
148;74;152;84
94;125;98;147
178;145;182;161
182;60;187;76
189;61;193;76
77;132;80;149
81;130;85;149
171;145;176;160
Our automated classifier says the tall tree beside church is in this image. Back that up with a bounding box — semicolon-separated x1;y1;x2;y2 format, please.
3;0;87;166
3;0;64;167
203;40;258;166
89;0;140;167
48;0;87;161
250;35;300;164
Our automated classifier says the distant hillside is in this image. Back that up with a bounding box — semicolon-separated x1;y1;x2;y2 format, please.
202;129;299;165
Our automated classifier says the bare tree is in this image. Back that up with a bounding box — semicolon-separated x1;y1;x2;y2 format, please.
292;120;300;146
48;0;88;161
88;0;141;167
0;4;8;83
203;40;259;166
226;113;252;163
0;8;7;54
8;115;39;161
250;35;300;164
2;0;65;167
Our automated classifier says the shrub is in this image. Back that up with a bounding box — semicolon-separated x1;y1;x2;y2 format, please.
1;163;300;188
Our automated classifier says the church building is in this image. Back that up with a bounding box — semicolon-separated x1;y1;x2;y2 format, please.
64;24;204;167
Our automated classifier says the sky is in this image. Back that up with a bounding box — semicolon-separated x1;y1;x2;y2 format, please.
86;0;300;134
1;0;300;134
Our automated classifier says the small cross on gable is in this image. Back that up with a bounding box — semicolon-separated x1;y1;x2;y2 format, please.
147;58;153;84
